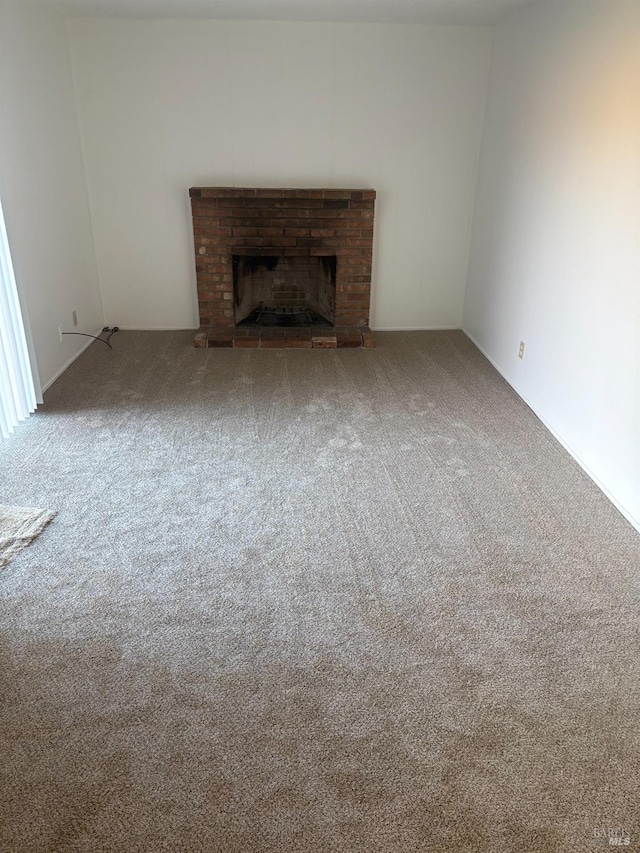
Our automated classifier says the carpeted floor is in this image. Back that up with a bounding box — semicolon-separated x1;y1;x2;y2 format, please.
1;330;639;852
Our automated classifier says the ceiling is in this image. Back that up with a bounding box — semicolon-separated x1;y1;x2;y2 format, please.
38;0;536;25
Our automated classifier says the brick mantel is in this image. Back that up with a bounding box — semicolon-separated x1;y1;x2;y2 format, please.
189;187;376;336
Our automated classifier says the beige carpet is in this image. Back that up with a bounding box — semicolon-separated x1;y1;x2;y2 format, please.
0;330;639;852
0;504;56;570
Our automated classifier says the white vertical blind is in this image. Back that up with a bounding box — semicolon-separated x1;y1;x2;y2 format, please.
0;196;37;438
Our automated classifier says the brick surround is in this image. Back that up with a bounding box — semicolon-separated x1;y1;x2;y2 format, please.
189;187;376;346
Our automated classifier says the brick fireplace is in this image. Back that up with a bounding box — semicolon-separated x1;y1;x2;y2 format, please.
189;187;376;348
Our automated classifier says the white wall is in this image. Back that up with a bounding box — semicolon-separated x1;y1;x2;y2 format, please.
464;0;640;528
67;19;492;331
0;1;103;391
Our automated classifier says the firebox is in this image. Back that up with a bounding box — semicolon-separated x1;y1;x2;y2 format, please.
233;255;336;327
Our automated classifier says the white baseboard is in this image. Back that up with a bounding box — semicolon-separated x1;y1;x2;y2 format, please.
371;326;459;332
41;330;104;393
463;328;640;536
112;326;198;331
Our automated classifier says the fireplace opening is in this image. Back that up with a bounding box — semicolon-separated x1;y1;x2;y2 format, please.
233;255;336;327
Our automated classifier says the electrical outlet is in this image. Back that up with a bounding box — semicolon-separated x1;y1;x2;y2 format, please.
519;341;526;360
58;325;64;343
72;310;78;327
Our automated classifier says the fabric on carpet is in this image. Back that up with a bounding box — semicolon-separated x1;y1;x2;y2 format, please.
0;330;639;853
0;504;56;570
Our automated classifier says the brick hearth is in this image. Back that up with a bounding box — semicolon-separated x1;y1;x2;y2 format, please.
189;187;376;348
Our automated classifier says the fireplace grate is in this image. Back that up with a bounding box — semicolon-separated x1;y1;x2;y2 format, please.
238;302;333;328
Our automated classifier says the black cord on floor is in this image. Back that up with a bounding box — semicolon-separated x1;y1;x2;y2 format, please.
104;327;119;346
62;327;119;350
